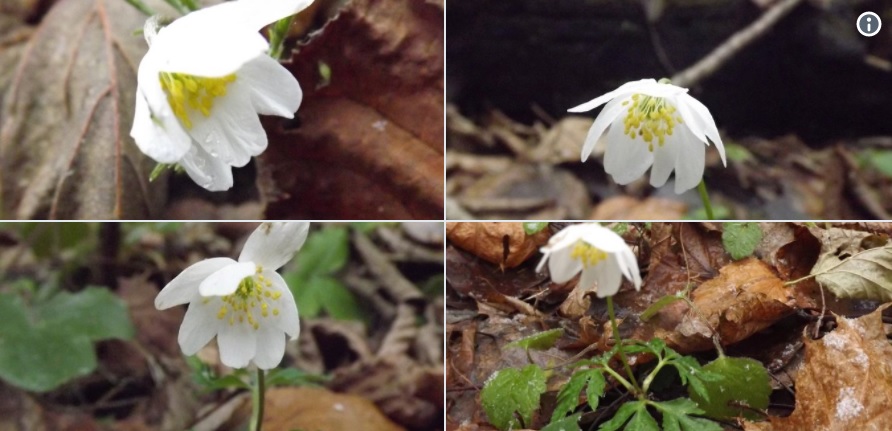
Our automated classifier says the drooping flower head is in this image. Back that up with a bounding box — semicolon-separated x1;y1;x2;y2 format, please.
155;222;309;369
131;0;313;191
536;223;641;298
569;79;726;193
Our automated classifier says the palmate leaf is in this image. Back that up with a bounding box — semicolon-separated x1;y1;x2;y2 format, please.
722;223;762;260
598;401;657;431
541;413;582;431
688;357;770;420
481;364;547;430
551;368;606;423
652;398;722;431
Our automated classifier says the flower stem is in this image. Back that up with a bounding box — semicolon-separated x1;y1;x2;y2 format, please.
696;180;715;220
250;369;266;431
269;15;296;60
606;296;642;396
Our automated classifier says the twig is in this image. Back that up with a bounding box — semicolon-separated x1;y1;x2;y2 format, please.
671;0;804;88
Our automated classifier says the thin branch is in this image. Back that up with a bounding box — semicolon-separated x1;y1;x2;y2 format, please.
671;0;805;88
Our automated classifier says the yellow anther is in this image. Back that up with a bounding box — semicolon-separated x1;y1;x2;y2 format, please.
229;316;234;326
158;72;237;129
622;93;679;152
273;309;279;316
264;291;271;298
271;291;282;300
571;241;608;267
217;306;227;319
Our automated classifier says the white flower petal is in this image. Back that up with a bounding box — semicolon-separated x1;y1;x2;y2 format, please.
672;126;706;193
131;55;192;163
673;95;709;145
263;270;300;339
178;299;221;355
649;136;681;188
682;94;726;165
251;325;287;369
179;144;235;192
568;79;656;112
155;257;235;309
199;262;257;297
632;80;688;99
579;225;628;253
578;266;598;292
593;255;623;298
217;320;257;369
239;222;310;270
548;246;584;283
617;248;643;290
603;121;653;185
239;54;302;117
580;97;629;161
188;81;267;167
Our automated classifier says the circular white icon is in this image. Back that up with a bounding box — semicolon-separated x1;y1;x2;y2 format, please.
857;12;882;37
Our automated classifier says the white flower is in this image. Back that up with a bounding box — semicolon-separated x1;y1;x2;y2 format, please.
131;0;314;191
155;222;309;369
569;79;726;193
536;223;641;298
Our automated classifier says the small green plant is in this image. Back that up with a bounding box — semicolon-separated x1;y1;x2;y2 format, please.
722;222;762;260
282;226;365;323
524;222;549;235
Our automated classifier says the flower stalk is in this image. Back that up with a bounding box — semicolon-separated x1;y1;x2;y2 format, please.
251;369;266;431
697;180;715;220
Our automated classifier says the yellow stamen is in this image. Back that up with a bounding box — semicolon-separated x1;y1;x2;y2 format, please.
158;72;237;130
571;241;608;267
622;93;684;152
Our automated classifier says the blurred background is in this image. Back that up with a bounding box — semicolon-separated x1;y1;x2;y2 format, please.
446;0;892;220
0;222;443;431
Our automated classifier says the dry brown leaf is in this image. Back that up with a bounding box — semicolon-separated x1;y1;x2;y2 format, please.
526;116;589;164
263;387;406;431
0;0;168;219
744;306;892;431
590;195;687;220
667;258;795;352
259;0;443;219
446;222;549;269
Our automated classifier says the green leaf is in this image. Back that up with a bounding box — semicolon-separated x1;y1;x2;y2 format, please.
688;357;770;420
724;142;754;163
599;401;653;431
291;227;350;280
640;294;685;322
652;398;722;431
0;288;134;392
551;368;605;422
291;275;364;322
542;413;581;431
523;222;549;235
722;223;762;260
686;205;730;221
481;365;547;430
862;149;892;178
15;223;94;259
610;223;629;236
265;368;330;388
505;328;564;351
186;357;251;391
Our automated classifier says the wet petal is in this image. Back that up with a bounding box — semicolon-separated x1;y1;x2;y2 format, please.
239;55;302;117
178;144;235;192
188;81;266;167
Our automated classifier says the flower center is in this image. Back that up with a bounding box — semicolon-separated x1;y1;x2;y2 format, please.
571;241;607;268
622;94;684;152
158;72;237;129
215;266;282;330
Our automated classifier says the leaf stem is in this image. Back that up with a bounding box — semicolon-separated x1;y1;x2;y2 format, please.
250;369;266;431
696;180;715;220
606;296;643;397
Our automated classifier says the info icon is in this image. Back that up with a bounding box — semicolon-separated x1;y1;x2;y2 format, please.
857;12;882;37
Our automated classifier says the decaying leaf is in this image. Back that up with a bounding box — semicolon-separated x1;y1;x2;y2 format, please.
590;196;687;220
744;306;892;431
811;227;892;302
668;258;795;352
263;387;406;431
446;222;549;269
260;0;443;219
0;0;168;219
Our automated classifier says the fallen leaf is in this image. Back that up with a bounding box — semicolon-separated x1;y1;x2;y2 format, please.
446;222;549;269
0;0;168;219
590;196;687;220
527;117;589;164
811;227;892;302
259;0;443;219
263;387;406;431
668;258;794;352
744;306;892;431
